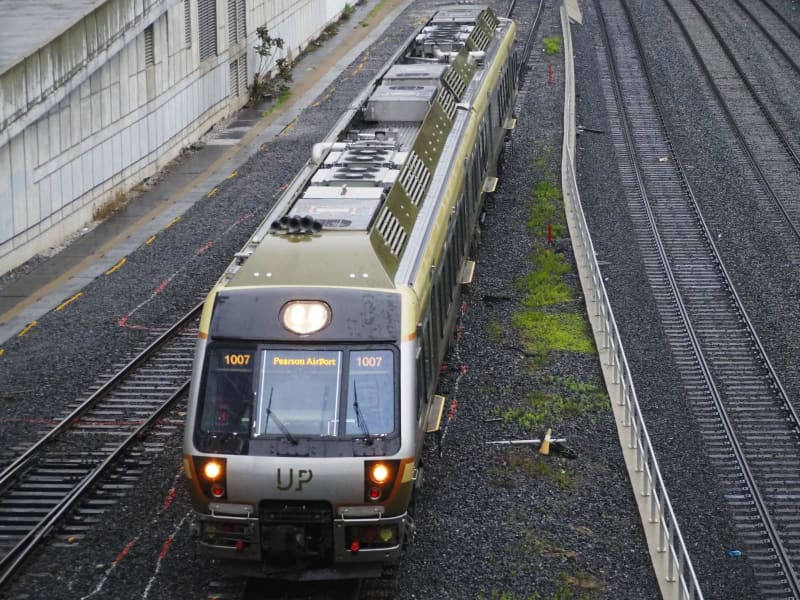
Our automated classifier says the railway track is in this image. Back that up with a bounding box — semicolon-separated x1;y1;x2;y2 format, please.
661;0;800;265
596;0;800;596
0;303;201;586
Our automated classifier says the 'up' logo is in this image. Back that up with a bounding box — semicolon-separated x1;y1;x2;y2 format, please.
276;468;313;491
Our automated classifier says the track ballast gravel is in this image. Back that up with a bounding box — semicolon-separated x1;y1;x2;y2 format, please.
0;2;663;598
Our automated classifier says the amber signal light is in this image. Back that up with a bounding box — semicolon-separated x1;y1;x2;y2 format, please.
364;460;399;502
193;456;227;500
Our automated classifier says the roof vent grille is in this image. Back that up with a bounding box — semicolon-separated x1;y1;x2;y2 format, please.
376;208;408;256
398;153;430;207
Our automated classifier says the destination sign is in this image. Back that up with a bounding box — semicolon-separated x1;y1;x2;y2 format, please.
272;355;337;367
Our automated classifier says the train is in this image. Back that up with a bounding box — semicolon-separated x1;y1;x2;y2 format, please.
182;3;518;580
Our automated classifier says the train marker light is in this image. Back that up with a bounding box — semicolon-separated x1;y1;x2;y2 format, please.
203;460;223;480
211;484;225;498
379;527;394;543
369;462;390;485
282;301;330;335
350;539;360;553
368;487;381;500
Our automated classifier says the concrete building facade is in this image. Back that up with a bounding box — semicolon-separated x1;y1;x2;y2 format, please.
0;0;354;274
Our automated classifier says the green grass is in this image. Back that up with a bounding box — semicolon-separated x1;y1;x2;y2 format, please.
490;446;574;489
513;311;594;356
261;88;292;116
501;374;607;435
483;143;607;599
501;169;604;419
543;36;562;55
483;532;602;599
510;173;594;363
517;251;571;307
367;0;386;19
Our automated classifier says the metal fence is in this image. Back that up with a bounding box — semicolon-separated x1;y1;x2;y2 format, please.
559;4;702;599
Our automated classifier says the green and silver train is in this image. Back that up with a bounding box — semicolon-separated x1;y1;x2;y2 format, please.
183;4;518;580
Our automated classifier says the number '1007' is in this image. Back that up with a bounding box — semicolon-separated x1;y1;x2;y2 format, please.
224;354;251;366
356;355;382;368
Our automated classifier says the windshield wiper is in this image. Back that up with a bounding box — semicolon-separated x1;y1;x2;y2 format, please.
265;387;298;445
353;383;373;445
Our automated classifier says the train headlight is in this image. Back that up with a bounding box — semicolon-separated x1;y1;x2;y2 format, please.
364;460;399;502
203;460;224;481
369;462;391;485
193;456;228;500
281;301;331;335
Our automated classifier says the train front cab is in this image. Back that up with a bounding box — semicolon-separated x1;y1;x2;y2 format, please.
183;288;424;579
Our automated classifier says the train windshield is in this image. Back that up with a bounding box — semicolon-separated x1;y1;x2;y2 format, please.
197;345;397;443
198;346;256;436
254;350;342;437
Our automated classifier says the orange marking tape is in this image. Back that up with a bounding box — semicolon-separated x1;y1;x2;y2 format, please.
161;488;177;512
56;292;83;311
279;117;298;136
105;258;127;275
447;399;458;421
114;539;137;565
17;321;37;337
159;536;175;560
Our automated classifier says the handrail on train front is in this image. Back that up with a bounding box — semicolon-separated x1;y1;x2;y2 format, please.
559;5;703;599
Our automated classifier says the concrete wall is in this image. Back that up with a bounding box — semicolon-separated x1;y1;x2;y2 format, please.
0;0;354;274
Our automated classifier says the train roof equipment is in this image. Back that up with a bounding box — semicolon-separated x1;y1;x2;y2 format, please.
213;5;507;292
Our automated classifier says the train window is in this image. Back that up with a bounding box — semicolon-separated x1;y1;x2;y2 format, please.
465;157;475;210
470;157;481;211
253;350;342;438
431;281;442;350
436;270;448;338
345;350;396;436
444;232;458;301
443;241;454;301
416;351;427;417
199;344;256;435
500;70;507;115
421;319;433;398
458;195;468;254
450;227;460;279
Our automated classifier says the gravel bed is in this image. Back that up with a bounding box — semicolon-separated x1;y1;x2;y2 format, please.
575;0;800;597
0;2;658;599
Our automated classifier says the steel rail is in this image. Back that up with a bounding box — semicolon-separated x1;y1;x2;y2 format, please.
0;381;189;586
600;0;800;594
661;0;800;253
563;1;703;595
0;303;202;586
0;302;202;490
